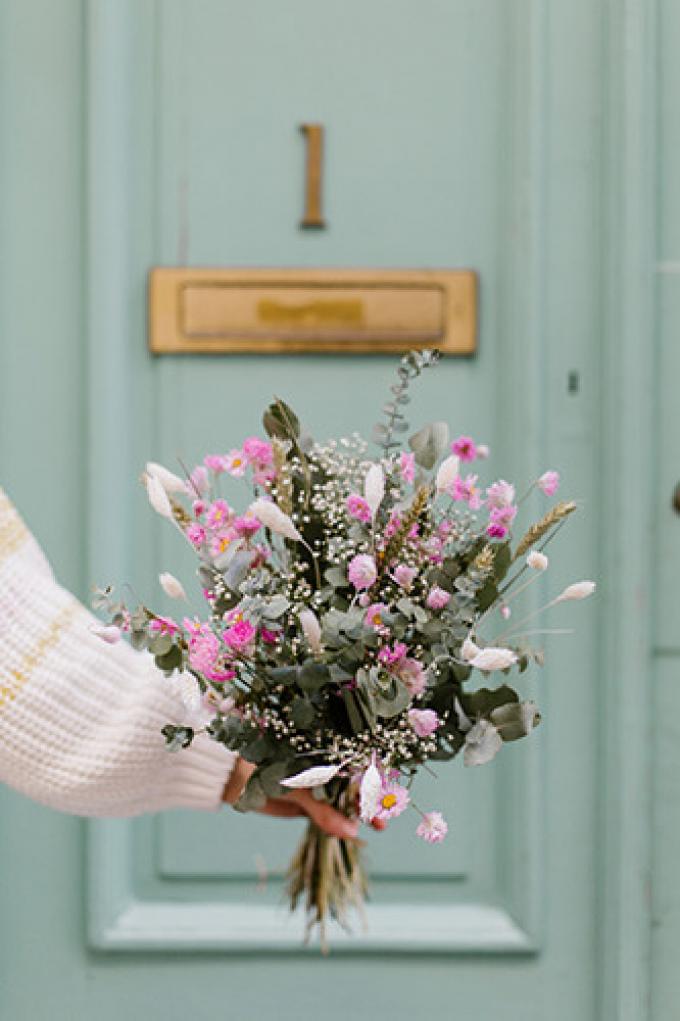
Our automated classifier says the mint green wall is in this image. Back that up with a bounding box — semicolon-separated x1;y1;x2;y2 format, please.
0;1;660;1019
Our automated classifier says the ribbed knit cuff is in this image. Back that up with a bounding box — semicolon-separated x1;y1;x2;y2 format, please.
161;733;236;812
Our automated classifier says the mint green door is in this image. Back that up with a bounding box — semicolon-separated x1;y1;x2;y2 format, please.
0;1;657;1018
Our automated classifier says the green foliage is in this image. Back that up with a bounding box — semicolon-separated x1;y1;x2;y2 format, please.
161;725;194;751
372;348;440;453
408;421;450;470
262;397;300;441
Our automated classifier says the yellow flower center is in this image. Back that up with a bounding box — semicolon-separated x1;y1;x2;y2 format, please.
217;535;232;553
382;793;397;810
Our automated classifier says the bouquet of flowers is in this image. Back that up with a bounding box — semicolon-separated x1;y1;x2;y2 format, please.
95;350;594;946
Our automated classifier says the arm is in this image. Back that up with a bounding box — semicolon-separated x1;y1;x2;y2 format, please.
0;488;235;816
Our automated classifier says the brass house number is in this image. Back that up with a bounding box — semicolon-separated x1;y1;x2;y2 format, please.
300;123;326;229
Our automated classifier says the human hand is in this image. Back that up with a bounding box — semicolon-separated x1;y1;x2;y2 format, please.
223;757;386;838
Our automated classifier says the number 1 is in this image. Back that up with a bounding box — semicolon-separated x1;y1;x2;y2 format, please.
299;123;326;229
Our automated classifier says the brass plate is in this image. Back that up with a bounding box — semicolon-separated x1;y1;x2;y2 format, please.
149;268;477;355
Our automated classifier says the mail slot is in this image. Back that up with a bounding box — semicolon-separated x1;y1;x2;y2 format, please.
149;268;477;355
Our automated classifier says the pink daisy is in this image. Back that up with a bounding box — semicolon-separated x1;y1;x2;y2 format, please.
373;782;410;822
451;436;477;462
346;494;372;523
223;449;247;477
416;811;448;844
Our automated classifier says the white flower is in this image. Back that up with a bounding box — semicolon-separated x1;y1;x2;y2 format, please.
464;719;503;766
454;697;472;733
435;454;460;494
556;580;596;602
281;763;342;789
476;444;490;459
159;572;187;600
527;551;549;571
90;624;121;644
469;647;517;672
299;609;323;655
145;473;173;519
359;757;383;822
146;461;186;494
461;636;480;662
249;498;301;541
364;464;385;518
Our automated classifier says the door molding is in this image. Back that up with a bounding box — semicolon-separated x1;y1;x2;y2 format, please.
597;1;656;1018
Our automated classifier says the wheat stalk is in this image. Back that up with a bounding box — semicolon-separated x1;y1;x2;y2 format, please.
378;485;429;570
513;500;577;559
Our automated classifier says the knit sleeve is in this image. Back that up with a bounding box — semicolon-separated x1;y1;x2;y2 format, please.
0;488;236;817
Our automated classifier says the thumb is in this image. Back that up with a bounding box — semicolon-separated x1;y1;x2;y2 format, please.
286;789;359;840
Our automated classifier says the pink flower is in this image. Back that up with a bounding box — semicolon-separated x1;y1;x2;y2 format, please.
204;454;226;473
538;470;560;496
487;522;508;539
490;505;517;528
373;782;410;822
233;514;261;537
223;449;247;477
450;473;482;510
378;641;408;667
426;586;451;610
347;494;372;523
408;708;440;737
486;504;517;540
416;811;448;844
384;512;402;539
253;467;276;487
206;499;233;529
223;618;257;652
364;602;389;630
260;627;279;645
242;437;273;466
186;523;206;548
149;615;178;636
393;564;417;590
192;499;206;517
451;436;477;462
396;657;427;695
188;627;220;675
486;480;516;509
348;553;377;590
210;529;238;558
206;667;237;684
189;465;209;496
400;451;416;484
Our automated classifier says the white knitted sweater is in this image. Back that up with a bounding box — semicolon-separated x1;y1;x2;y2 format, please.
0;488;235;816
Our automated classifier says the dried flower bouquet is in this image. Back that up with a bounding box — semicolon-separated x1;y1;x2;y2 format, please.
95;350;594;947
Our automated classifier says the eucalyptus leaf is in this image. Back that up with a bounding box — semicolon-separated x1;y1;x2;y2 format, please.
298;662;330;693
148;633;173;657
408;421;450;470
224;550;255;591
464;685;520;718
262;595;290;619
291;697;316;729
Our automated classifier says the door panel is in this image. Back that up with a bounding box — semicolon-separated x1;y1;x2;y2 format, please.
1;0;616;1017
